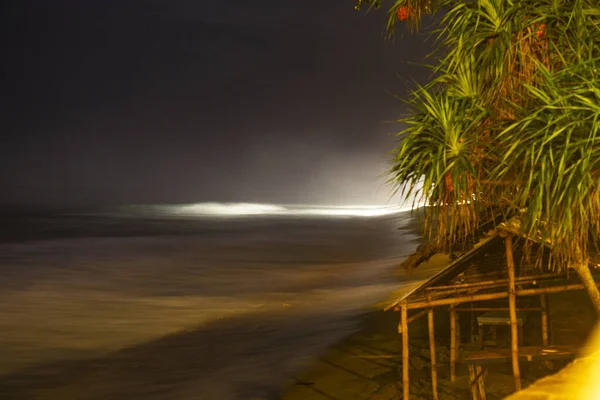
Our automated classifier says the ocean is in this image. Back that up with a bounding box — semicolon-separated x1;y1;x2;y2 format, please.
0;203;420;399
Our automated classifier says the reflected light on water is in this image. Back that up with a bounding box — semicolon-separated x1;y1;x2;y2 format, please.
174;203;411;217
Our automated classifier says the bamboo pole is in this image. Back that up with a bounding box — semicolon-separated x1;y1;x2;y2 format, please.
518;283;597;296
450;304;457;382
475;365;487;400
401;301;409;400
468;365;479;399
506;235;521;391
470;303;476;343
455;307;542;312
478;323;484;349
386;274;573;312
398;309;428;333
541;294;549;346
420;276;573;300
409;291;503;310
456;312;461;362
424;273;561;291
407;281;600;310
428;300;438;400
498;224;600;314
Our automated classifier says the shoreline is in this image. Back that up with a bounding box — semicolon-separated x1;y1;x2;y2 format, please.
277;299;582;400
278;308;471;400
278;213;596;400
1;209;593;399
0;212;422;400
278;213;432;399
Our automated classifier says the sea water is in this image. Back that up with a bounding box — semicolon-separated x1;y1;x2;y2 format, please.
0;204;420;399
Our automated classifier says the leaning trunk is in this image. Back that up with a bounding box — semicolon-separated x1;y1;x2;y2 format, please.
571;259;600;314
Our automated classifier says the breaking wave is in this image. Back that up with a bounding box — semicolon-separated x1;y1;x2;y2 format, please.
152;202;411;218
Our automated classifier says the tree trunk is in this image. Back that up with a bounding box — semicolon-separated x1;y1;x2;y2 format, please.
505;235;521;391
571;259;600;314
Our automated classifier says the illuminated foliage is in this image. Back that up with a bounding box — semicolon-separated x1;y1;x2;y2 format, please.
358;0;600;275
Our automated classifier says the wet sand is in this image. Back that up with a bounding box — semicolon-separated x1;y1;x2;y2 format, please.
278;306;582;400
0;309;353;400
279;309;467;400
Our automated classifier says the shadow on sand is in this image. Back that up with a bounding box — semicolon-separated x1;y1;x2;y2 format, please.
0;309;361;400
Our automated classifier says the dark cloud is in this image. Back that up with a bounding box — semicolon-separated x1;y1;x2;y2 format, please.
1;0;431;207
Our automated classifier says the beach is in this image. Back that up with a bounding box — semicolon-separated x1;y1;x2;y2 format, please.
280;263;598;399
0;205;422;399
2;205;593;399
279;302;596;400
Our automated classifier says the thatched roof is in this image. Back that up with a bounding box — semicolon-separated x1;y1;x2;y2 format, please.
383;212;600;312
497;216;600;267
383;233;499;311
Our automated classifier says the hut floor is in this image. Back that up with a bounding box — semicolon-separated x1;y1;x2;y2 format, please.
279;305;587;400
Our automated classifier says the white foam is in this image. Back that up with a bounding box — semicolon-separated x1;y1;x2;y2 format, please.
176;203;287;216
171;202;412;218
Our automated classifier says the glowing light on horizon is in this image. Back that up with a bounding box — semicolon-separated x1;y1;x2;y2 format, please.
178;203;287;216
172;203;413;218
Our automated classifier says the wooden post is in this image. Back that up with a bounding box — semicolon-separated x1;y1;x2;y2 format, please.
456;312;461;358
468;365;479;399
401;301;410;400
428;302;438;400
450;304;457;382
470;303;476;343
475;365;487;400
478;324;484;349
505;235;521;391
541;294;549;346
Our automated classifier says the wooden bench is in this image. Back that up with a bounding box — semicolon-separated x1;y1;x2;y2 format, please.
464;345;578;400
477;311;525;348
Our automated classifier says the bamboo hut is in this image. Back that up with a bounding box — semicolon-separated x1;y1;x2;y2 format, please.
385;224;600;399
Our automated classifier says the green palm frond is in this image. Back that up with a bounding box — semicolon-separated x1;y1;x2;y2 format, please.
361;0;600;269
491;53;600;267
390;83;488;246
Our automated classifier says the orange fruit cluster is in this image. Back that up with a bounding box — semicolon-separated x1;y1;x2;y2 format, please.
397;6;409;21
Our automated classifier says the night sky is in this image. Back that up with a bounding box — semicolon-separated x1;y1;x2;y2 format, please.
1;1;431;208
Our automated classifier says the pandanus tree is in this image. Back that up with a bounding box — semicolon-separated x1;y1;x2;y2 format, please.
356;0;600;311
